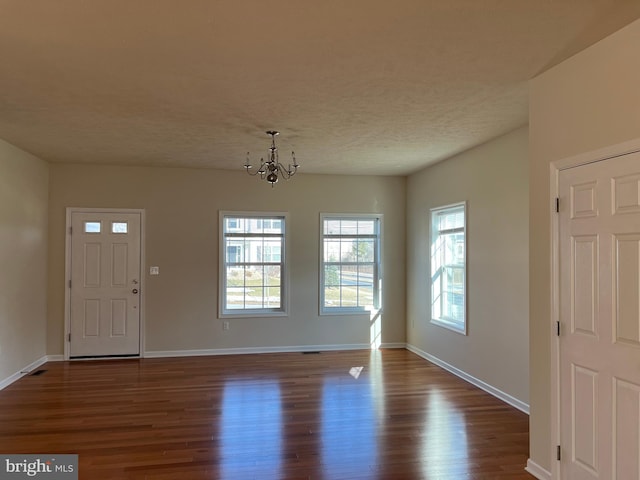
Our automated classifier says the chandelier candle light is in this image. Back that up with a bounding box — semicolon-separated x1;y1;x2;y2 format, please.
244;131;300;186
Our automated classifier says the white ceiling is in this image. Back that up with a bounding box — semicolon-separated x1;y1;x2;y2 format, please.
1;0;639;176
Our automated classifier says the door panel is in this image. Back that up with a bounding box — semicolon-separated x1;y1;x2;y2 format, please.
614;235;640;346
69;211;141;357
572;364;599;476
571;235;598;336
559;152;640;479
613;378;640;479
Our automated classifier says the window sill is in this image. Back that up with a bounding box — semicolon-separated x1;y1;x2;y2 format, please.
219;310;288;319
431;317;467;335
320;306;380;316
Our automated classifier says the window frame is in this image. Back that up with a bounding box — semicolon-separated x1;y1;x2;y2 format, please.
429;202;467;334
219;211;289;318
319;213;383;316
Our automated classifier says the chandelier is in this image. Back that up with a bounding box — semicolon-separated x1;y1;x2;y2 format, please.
244;131;299;186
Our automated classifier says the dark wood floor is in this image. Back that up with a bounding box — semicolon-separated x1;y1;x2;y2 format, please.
0;349;533;479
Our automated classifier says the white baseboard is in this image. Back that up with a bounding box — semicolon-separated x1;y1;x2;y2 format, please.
406;343;530;414
144;343;372;358
525;459;552;480
0;355;49;391
380;342;407;349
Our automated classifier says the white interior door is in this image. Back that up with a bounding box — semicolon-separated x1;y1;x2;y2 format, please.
69;211;141;357
559;152;640;479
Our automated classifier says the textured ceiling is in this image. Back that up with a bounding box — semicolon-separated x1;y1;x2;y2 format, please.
1;0;639;176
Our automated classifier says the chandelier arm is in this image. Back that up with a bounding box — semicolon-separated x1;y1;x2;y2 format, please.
245;168;263;177
277;162;299;179
245;158;269;177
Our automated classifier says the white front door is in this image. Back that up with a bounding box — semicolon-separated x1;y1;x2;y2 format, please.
559;152;640;479
69;211;141;357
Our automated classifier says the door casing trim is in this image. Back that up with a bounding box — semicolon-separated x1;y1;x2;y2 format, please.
64;207;146;361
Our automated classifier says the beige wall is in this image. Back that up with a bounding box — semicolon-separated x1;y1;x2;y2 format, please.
529;18;640;471
406;127;529;404
0;139;49;382
47;165;406;355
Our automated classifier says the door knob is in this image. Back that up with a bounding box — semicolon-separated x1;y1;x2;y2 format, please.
132;288;139;294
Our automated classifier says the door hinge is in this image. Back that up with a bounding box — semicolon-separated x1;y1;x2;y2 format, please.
555;197;560;213
556;321;561;336
557;445;561;461
67;333;71;342
69;226;73;235
68;279;72;288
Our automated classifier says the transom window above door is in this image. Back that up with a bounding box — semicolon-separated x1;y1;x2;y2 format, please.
83;221;130;234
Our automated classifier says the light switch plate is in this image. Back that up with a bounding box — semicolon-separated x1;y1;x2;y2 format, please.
150;266;160;275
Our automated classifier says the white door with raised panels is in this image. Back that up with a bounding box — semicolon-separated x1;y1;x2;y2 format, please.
69;211;142;358
559;152;640;479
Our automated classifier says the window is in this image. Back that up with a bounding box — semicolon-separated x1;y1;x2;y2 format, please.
111;222;128;233
84;221;101;233
430;202;466;333
320;214;381;314
220;212;287;317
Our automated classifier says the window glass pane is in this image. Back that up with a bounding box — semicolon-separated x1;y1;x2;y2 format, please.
226;265;245;309
357;285;374;305
268;219;283;232
443;232;463;265
244;266;260;286
324;240;340;262
241;217;284;234
84;221;101;233
325;220;341;235
340;238;357;262
264;286;281;308
245;290;263;308
357;220;375;235
245;238;263;262
357;239;374;262
226;245;241;264
341;220;358;235
341;292;358;307
226;238;246;263
324;265;339;287
246;219;262;234
437;208;464;230
266;265;281;286
225;217;240;231
111;222;128;234
227;266;245;287
357;264;374;287
324;286;340;307
264;239;282;263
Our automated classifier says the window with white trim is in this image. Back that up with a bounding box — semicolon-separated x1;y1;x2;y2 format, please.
320;214;381;314
220;212;287;317
430;202;466;333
